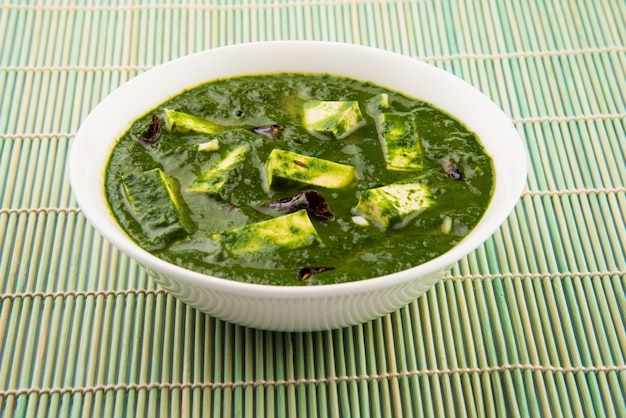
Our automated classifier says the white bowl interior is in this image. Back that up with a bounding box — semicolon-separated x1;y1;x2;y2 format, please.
70;41;526;329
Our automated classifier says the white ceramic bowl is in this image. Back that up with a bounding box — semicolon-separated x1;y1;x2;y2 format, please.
70;41;526;332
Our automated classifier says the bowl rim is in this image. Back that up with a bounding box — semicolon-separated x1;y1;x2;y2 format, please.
70;40;527;298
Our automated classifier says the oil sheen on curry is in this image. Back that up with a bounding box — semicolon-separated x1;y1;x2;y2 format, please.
105;73;494;286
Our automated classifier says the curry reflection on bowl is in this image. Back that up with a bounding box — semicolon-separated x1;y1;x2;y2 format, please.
69;41;526;332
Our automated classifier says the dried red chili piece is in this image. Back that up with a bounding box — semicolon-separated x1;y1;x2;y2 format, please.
298;266;335;280
252;124;285;140
267;190;334;220
267;192;308;212
302;190;334;220
141;113;162;144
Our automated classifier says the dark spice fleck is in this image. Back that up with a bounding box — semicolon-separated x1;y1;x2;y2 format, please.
298;266;335;280
440;159;463;180
267;190;334;220
141;113;162;144
252;124;285;140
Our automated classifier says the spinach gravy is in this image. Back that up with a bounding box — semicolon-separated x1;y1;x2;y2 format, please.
105;73;494;286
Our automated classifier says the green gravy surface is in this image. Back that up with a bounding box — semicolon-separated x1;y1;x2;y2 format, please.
105;73;494;285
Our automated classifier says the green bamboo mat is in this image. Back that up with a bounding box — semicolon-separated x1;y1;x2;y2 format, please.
1;0;625;416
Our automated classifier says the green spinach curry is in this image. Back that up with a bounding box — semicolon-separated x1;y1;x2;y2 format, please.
105;73;494;285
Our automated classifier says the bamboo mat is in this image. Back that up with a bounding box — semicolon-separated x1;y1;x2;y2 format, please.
1;0;625;416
